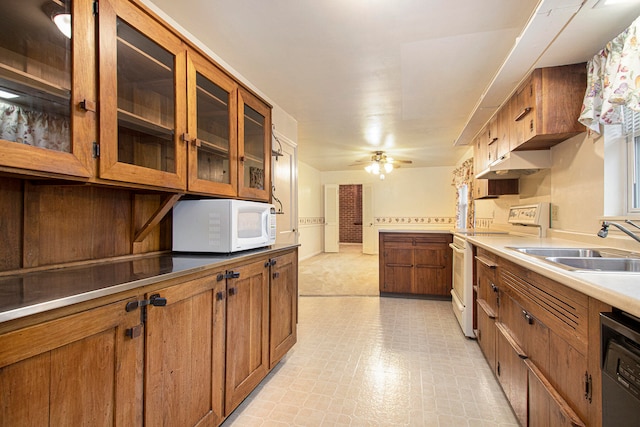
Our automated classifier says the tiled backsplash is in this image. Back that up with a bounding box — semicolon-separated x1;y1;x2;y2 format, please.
299;217;325;225
474;217;494;228
375;216;455;225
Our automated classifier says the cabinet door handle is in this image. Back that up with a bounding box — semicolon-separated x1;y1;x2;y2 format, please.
475;256;497;269
522;310;534;325
79;99;96;112
228;287;236;296
126;325;143;339
273;272;280;279
514;107;532;122
491;283;498;293
149;294;167;307
216;291;225;301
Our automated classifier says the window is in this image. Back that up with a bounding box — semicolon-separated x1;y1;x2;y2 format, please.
457;184;468;229
624;107;640;213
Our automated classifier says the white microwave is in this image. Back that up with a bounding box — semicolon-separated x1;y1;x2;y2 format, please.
172;199;276;253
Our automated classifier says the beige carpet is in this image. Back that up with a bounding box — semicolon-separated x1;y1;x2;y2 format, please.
299;244;379;296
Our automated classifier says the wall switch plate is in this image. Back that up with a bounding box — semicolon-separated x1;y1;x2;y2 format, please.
551;205;559;221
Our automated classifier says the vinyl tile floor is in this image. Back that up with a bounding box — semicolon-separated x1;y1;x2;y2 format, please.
221;247;518;427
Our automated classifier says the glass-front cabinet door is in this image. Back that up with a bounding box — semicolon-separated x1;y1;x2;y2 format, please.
0;0;93;178
186;52;238;196
238;88;271;201
99;0;186;190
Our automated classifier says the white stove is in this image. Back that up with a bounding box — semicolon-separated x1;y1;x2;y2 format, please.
450;229;507;338
508;203;550;237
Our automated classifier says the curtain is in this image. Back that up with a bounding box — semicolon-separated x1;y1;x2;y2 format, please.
0;100;70;152
579;15;640;133
451;158;474;229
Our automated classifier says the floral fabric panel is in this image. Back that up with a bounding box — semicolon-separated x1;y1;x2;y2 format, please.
579;15;640;133
451;158;474;229
0;101;70;152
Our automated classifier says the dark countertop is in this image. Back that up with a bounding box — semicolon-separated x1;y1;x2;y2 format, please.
0;244;298;324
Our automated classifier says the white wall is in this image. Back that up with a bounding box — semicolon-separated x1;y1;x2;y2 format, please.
297;164;458;258
321;167;455;219
298;161;323;260
473;132;605;236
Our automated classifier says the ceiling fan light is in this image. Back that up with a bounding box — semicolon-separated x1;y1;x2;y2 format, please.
371;162;380;174
379;173;385;180
384;162;393;173
364;165;372;173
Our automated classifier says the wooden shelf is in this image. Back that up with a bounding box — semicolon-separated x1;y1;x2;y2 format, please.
197;85;227;108
0;63;70;102
243;153;263;164
117;37;172;84
197;138;229;155
118;109;173;140
244;113;264;128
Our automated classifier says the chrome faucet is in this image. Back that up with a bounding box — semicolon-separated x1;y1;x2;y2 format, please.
598;220;640;244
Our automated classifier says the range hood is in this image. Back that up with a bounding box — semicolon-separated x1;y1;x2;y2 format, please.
475;150;551;180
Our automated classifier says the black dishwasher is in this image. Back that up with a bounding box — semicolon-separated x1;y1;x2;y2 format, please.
601;311;640;426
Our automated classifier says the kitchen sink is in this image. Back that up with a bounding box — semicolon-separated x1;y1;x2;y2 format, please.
508;246;640;272
545;257;640;272
511;247;605;258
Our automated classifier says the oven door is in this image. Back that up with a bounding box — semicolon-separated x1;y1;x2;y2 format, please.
449;236;475;337
449;237;466;302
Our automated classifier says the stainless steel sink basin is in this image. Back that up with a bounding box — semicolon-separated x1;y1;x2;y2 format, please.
512;247;604;258
507;246;640;272
545;257;640;272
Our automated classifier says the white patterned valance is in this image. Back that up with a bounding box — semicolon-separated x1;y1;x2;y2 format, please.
0;100;70;152
579;15;640;133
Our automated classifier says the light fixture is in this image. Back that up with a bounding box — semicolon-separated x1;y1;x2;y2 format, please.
43;1;71;39
0;89;19;99
53;13;72;39
364;151;395;180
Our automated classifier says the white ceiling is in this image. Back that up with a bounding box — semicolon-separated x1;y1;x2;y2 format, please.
147;0;640;171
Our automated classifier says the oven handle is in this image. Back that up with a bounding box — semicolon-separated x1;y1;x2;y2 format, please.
449;243;466;254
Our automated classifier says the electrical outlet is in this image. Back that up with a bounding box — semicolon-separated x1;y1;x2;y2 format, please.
551;205;559;221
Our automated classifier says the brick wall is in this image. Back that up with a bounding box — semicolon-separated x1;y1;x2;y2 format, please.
339;184;362;243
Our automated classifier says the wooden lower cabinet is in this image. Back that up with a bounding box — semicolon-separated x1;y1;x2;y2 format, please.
0;299;143;427
0;248;298;427
269;250;298;368
224;259;270;415
474;248;607;427
476;300;497;372
379;232;452;297
145;275;226;427
496;323;528;426
527;359;585;427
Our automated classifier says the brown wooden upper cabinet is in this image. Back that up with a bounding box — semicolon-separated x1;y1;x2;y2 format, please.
95;0;272;200
186;51;239;197
0;0;95;179
99;0;187;191
510;63;586;151
238;87;271;201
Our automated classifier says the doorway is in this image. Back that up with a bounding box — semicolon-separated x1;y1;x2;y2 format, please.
339;184;362;244
324;183;374;254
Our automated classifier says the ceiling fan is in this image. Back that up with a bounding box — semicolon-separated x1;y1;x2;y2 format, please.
350;151;413;179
